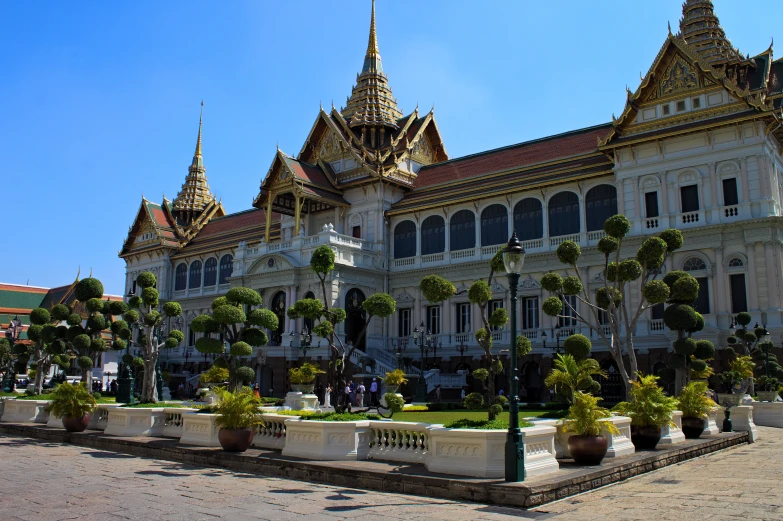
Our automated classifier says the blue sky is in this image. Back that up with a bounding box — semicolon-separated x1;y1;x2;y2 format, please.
0;1;777;295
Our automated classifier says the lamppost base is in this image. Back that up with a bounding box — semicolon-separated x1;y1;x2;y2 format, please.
505;429;524;482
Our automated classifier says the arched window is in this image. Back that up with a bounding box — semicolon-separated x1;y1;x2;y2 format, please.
421;215;445;255
270;291;286;346
219;255;233;284
585;185;618;232
393;220;416;259
513;198;543;241
189;261;202;289
548;192;580;237
683;257;707;271
303;291;316;334
481;204;508;247
174;264;187;291
450;210;475;251
203;258;218;287
728;258;744;269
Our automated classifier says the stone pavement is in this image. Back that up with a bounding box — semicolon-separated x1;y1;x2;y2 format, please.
0;427;780;520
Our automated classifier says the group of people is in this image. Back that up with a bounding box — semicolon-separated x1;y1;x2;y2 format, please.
316;378;382;409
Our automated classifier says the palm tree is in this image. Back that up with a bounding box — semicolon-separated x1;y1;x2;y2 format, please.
544;354;607;404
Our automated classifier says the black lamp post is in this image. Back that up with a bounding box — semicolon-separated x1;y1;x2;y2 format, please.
117;291;137;404
502;231;526;482
290;327;314;361
412;323;431;402
388;338;407;370
455;342;468;368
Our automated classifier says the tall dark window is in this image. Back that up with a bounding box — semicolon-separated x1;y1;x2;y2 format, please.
449;210;476;251
204;258;218;286
680;185;699;212
645;192;659;218
189;261;202;289
219;255;233;284
352;226;361;239
393;220;417;259
522;296;539;330
651;303;664;320
729;274;748;313
344;289;367;349
693;277;710;314
548;192;580;237
188;326;195;346
421;215;445;255
480;204;508;246
303;291;316;333
456;303;471;334
513;198;543;241
558;295;577;327
174;263;187;291
723;178;739;206
270;291;286;345
398;308;411;337
427;306;440;335
585;185;618;232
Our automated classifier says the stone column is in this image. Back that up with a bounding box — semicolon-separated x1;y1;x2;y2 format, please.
764;241;780;311
740;157;751;214
746;242;760;312
444;214;451;253
290;285;298;333
708;162;718;223
714;247;727;316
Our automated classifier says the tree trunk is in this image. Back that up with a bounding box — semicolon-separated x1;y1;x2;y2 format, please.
34;357;45;395
141;357;158;403
82;367;93;394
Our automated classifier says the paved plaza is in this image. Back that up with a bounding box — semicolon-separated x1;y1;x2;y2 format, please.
0;428;781;521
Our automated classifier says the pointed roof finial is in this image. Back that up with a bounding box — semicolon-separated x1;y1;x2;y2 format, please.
195;100;204;159
367;0;379;58
173;101;215;224
668;20;672;36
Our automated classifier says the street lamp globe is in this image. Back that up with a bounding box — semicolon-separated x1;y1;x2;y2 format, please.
502;232;525;275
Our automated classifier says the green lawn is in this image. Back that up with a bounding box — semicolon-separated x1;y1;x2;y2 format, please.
392;409;565;424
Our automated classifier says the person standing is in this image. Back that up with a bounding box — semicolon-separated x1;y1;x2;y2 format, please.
344;381;352;411
324;384;332;408
369;378;378;406
356;382;365;407
460;388;466;401
253;383;260;399
435;384;442;403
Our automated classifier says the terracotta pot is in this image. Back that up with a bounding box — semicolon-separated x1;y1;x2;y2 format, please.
681;416;706;439
218;428;254;452
631;425;662;450
62;414;91;433
567;435;608;465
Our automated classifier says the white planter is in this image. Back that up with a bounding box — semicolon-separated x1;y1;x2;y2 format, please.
659;411;685;445
750;402;783;428
426;425;558;478
104;407;167;437
88;404;124;430
283;392;320;411
180;413;221;447
0;397;14;417
282;419;372;461
1;399;50;423
704;407;720;435
716;405;758;442
756;391;780;403
162;408;197;438
46;410;63;428
536;416;634;459
252;413;298;450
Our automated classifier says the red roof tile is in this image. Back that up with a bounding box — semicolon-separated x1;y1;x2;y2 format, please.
414;124;612;189
193;209;274;238
283;157;333;189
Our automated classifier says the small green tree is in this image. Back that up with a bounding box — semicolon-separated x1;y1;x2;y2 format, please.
191;286;277;392
725;312;771;396
126;272;183;402
419;254;532;420
662;270;714;390
287;245;395;407
540;215;682;397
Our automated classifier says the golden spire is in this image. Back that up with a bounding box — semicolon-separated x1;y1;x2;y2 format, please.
173;101;215;225
343;0;402;128
366;0;379;58
679;0;744;65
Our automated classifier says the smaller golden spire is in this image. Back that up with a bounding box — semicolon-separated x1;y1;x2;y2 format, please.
195;100;204;159
367;0;379;58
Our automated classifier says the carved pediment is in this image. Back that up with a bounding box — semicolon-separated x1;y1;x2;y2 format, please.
519;277;541;290
659;54;699;97
317;130;343;160
489;283;506;293
411;135;434;163
591;272;606;283
395;291;415;303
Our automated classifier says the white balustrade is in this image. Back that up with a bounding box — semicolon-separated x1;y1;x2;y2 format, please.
421;253;444;264
521;238;544;250
480;244;503;256
163;408;196;438
393;257;415;267
648;319;665;333
521;329;538;339
253;413;297;450
587;230;606;241
680;211;700;224
550;234;580;247
645;218;659;230
723;205;739;218
368;421;430;464
450;248;476;260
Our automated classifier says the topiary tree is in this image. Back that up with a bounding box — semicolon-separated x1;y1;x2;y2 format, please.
125;272;183;402
191;286;277;392
540;215;683;397
286;245;395;409
419;253;532;421
661;270;714;391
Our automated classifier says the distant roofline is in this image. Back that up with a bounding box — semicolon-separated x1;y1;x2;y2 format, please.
419;122;612;171
208;207;263;222
0;283;51;291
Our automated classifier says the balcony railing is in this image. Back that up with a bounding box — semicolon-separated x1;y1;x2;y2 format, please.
645;218;660;230
550;234;580;247
723;205;739;218
648;319;665;333
450;248;476;260
681;211;700;224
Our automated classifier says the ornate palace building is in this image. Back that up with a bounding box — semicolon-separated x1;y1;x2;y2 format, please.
120;0;783;400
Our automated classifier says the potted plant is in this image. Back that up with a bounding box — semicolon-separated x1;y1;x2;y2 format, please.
677;381;716;439
613;374;678;450
756;376;780;402
288;362;324;393
383;369;408;394
561;391;619;465
717;370;744;407
213;387;263;452
48;382;97;432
